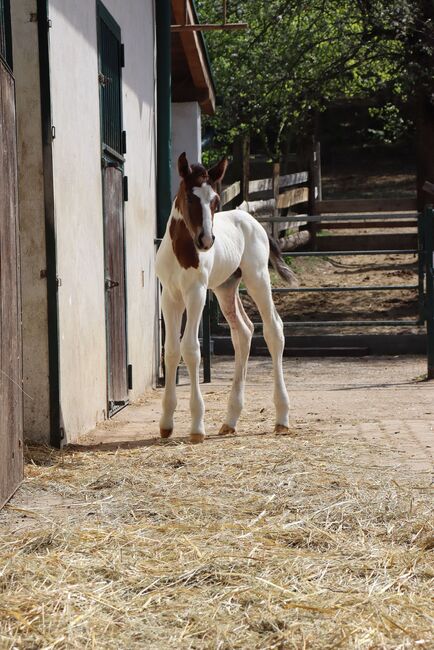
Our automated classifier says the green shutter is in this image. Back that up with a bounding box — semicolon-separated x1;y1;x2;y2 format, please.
0;0;12;69
97;1;122;156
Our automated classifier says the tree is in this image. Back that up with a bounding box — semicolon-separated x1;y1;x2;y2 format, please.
196;0;432;164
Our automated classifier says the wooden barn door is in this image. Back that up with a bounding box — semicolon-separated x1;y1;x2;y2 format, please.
97;2;128;416
0;0;23;508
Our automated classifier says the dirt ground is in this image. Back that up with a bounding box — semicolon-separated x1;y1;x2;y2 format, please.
0;356;433;649
80;356;433;471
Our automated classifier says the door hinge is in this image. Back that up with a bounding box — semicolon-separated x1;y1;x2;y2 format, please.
120;43;125;68
105;278;120;290
122;130;127;155
98;72;112;87
128;364;133;390
123;176;129;202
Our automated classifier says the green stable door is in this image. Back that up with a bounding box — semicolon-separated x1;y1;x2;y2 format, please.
97;1;129;416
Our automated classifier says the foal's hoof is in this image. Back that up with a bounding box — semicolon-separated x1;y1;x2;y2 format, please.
274;424;291;436
190;433;205;444
218;424;236;436
160;428;173;439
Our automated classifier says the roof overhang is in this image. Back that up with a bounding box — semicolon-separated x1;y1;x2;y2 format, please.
171;0;216;115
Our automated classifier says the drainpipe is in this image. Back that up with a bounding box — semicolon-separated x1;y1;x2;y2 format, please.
37;0;61;448
156;0;172;238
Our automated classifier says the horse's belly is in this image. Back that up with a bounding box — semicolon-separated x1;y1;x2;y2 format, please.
207;219;243;290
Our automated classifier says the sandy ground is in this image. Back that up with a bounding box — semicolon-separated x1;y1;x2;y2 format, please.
1;356;433;649
78;356;433;472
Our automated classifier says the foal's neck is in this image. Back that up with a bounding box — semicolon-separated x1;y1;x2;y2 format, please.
168;198;199;270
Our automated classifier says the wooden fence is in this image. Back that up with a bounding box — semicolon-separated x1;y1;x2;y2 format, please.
219;142;420;254
219;167;313;250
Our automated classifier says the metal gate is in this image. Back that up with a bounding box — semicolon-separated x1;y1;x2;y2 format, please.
0;0;23;508
204;172;434;379
97;1;129;416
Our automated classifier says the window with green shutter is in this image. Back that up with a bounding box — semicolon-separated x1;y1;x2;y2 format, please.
97;1;124;158
0;0;12;68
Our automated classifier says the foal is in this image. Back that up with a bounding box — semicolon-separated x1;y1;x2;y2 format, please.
155;153;297;443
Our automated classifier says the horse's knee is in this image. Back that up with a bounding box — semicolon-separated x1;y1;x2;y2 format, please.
164;349;181;365
180;339;200;365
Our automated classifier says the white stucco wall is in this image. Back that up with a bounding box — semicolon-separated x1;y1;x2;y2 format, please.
48;0;157;443
171;101;201;198
11;0;51;443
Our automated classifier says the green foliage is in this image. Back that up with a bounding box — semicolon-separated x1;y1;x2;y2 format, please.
196;0;433;159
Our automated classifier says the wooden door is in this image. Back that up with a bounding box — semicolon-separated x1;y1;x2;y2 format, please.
103;164;128;413
0;48;23;507
98;2;128;415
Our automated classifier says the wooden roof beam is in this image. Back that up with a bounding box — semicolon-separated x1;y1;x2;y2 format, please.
171;0;216;114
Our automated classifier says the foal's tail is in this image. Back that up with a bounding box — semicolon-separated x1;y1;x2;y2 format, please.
268;235;299;286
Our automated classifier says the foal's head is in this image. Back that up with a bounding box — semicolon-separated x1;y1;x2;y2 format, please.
175;153;228;251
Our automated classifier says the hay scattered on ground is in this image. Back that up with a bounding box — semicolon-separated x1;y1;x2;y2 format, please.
0;432;433;649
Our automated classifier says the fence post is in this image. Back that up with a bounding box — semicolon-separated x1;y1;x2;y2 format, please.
308;140;320;249
202;290;211;383
314;141;322;202
417;211;425;324
425;206;434;379
272;161;280;239
241;134;250;204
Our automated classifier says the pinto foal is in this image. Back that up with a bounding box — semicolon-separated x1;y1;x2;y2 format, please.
155;153;297;443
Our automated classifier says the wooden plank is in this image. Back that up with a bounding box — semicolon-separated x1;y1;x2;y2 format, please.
280;212;418;223
248;171;308;194
316;198;418;214
248;177;272;193
0;61;23;509
171;0;215;114
243;188;308;214
423;180;434;197
246;198;275;213
277;187;309;209
319;220;418;231
280;171;308;189
220;181;240;206
316;233;418;252
279;230;311;251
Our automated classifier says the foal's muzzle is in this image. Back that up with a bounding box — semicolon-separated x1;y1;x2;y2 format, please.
197;231;215;251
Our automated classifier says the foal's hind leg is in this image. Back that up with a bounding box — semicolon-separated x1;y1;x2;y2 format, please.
214;279;254;435
243;269;290;433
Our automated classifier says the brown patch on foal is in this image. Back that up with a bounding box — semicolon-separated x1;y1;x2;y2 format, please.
169;219;199;270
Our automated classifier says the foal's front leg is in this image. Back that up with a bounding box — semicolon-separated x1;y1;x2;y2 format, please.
181;285;207;443
160;288;184;438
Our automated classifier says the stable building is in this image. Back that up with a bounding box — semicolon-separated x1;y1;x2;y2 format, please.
0;0;215;506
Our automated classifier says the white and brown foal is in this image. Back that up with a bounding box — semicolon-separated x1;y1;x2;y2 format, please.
155;153;297;443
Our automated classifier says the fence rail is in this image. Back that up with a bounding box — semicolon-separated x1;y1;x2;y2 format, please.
206;152;434;378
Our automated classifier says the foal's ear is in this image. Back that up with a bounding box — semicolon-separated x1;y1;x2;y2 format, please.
178;152;191;179
208;157;228;184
